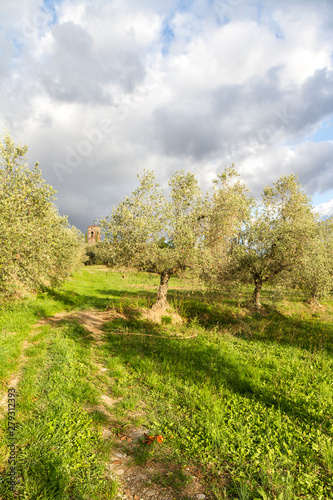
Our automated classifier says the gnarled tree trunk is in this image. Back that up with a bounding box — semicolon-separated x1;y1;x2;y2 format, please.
252;275;263;309
151;268;174;311
307;286;321;306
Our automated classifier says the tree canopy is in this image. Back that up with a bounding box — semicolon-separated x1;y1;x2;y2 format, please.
101;168;331;311
230;174;320;308
0;132;83;295
100;169;204;309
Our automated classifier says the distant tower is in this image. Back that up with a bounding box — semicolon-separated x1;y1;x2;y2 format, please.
87;225;101;245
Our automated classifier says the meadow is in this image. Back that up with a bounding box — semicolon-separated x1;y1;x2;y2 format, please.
0;266;332;499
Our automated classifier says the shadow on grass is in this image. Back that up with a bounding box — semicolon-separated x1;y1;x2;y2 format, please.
233;303;333;356
38;280;333;359
39;287;115;311
102;314;332;433
42;282;333;357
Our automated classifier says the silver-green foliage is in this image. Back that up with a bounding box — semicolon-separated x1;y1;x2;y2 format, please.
198;166;253;289
292;216;333;302
0;132;83;295
101;170;166;270
83;242;115;266
231;174;320;306
100;169;204;307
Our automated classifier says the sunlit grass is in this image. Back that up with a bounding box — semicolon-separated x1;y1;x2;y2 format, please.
0;266;333;498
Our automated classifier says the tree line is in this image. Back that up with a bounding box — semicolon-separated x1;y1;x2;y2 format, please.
99;168;333;310
2;131;332;307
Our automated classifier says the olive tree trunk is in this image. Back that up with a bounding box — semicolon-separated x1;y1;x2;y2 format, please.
252;275;263;309
151;268;174;310
307;286;320;306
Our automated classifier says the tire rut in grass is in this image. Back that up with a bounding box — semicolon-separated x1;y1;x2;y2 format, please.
30;309;212;499
0;329;43;414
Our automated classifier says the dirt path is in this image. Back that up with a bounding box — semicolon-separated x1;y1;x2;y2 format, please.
0;326;42;415
38;308;127;341
1;308;211;500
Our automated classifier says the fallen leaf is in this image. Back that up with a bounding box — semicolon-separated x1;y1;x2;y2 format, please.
118;433;128;441
144;433;155;445
144;433;164;445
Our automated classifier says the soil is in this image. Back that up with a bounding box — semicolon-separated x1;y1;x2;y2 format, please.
108;427;211;499
38;309;127;340
142;306;183;325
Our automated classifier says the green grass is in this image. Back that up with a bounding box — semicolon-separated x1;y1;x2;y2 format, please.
1;266;333;499
0;319;117;499
0;281;88;385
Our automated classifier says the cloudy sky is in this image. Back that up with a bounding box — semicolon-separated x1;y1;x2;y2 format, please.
1;0;333;231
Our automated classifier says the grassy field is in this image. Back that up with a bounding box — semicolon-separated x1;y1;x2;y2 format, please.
0;267;333;499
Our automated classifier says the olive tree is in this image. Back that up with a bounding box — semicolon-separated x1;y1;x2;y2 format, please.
291;217;333;304
231;174;319;308
198;166;253;291
0;132;83;295
83;242;115;266
100;169;203;310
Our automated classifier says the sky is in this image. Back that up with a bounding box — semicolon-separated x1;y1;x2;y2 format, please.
1;0;333;232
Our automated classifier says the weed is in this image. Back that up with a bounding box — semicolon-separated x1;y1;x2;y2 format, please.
322;438;333;472
161;315;172;325
152;468;190;489
132;444;151;465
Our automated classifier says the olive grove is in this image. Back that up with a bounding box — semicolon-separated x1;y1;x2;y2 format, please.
290;216;333;304
101;168;332;310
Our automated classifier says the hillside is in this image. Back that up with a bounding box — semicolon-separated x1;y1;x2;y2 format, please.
0;267;332;499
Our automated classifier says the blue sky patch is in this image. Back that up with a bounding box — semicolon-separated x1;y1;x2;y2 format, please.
161;20;175;56
312;189;333;206
43;0;61;25
177;0;195;13
305;120;333;143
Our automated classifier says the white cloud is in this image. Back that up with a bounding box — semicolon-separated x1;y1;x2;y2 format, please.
1;0;333;229
316;199;333;217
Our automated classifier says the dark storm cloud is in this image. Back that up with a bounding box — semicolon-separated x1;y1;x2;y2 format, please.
38;22;104;104
289;69;333;135
153;106;220;159
291;141;333;194
237;140;333;200
36;21;146;104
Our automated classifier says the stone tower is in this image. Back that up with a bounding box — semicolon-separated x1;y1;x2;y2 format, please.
87;225;101;245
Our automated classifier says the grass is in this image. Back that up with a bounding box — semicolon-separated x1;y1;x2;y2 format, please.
0;266;333;499
0;320;117;499
152;468;190;489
